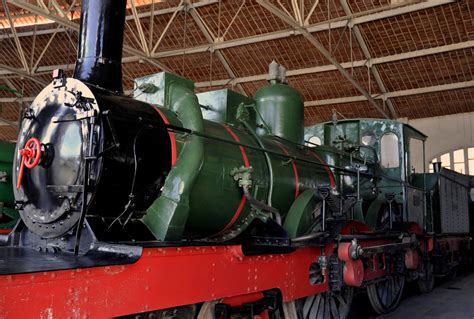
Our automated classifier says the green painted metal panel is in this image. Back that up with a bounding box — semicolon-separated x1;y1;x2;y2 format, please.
283;189;319;237
255;82;304;144
133;72;342;240
139;73;205;240
196;89;256;128
0;142;15;206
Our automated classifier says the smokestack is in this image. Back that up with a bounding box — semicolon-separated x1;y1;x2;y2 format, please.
432;162;442;173
73;0;127;93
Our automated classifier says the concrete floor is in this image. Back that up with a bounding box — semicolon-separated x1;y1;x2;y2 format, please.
379;272;474;319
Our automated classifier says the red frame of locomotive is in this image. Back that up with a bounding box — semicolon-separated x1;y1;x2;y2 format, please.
3;222;468;318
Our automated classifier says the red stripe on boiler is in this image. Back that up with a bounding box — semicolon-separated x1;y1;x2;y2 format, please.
150;105;177;166
310;151;336;188
218;124;250;234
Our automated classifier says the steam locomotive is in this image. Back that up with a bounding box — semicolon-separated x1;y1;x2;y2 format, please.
0;0;472;318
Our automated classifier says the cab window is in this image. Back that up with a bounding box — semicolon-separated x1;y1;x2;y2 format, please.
381;132;399;168
409;138;424;173
307;136;322;147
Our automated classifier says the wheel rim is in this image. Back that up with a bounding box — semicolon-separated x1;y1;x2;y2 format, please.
418;262;434;293
301;287;353;319
367;275;405;314
197;300;220;319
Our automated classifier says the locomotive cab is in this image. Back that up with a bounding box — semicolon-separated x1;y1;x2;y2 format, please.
403;125;429;231
305;119;428;230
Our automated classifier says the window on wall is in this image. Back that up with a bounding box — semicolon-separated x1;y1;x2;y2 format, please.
440;153;451;169
429;159;435;173
453;149;465;174
430;147;474;174
469;148;474;175
409;138;423;173
381;133;399;168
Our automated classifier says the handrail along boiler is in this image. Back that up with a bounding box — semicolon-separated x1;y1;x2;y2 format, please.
0;0;472;318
